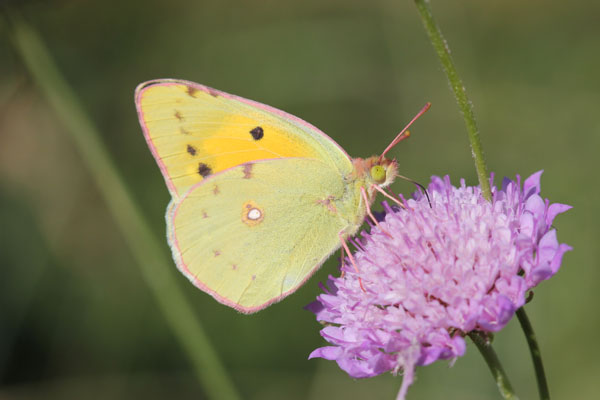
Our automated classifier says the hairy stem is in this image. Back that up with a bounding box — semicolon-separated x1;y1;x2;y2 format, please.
413;0;491;200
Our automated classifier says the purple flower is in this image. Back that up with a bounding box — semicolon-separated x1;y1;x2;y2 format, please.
308;171;571;399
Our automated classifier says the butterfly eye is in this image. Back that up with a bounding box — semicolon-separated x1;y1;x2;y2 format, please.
370;165;386;184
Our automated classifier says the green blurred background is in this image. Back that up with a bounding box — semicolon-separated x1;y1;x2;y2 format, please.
0;0;597;399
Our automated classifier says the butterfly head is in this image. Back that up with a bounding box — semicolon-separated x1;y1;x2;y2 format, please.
353;156;398;189
370;157;398;188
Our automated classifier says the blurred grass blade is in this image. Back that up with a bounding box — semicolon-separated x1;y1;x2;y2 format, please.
9;13;241;400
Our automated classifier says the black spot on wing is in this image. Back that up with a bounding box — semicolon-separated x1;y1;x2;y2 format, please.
198;163;212;177
187;144;197;156
250;126;264;140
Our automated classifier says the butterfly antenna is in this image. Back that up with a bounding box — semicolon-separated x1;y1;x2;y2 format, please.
396;174;432;208
379;102;431;162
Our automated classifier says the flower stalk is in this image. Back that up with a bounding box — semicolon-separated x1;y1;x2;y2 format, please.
413;0;491;201
517;308;551;400
468;331;519;400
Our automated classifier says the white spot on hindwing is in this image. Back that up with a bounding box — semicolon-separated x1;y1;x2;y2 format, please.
242;200;264;226
248;208;261;220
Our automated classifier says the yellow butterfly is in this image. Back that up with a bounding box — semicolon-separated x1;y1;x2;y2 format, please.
135;79;427;313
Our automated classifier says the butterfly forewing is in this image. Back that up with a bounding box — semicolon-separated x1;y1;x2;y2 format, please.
135;80;353;200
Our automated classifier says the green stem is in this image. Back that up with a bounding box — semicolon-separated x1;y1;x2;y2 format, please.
412;3;552;398
516;308;551;400
413;0;491;201
468;332;519;400
8;13;241;400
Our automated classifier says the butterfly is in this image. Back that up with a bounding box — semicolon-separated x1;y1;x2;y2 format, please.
135;79;428;313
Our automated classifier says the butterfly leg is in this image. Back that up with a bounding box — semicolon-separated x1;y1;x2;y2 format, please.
371;184;407;209
387;187;404;207
338;233;366;292
360;186;393;238
339;247;345;278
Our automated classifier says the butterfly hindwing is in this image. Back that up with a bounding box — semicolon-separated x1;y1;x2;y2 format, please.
168;158;348;313
135;79;353;200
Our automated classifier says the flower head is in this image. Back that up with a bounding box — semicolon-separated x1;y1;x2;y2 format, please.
307;171;571;399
